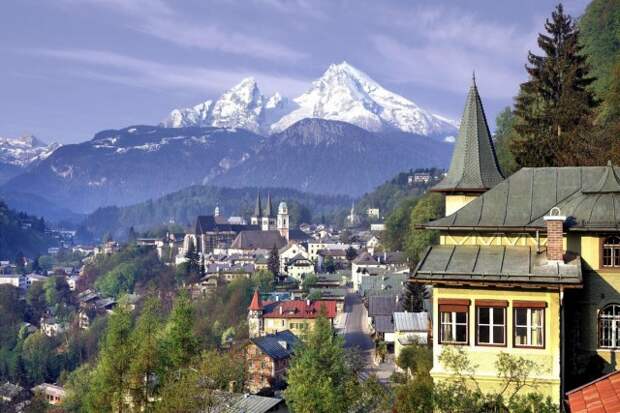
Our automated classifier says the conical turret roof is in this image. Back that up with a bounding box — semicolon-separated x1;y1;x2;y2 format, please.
249;289;263;311
254;193;263;217
265;193;274;217
432;76;504;193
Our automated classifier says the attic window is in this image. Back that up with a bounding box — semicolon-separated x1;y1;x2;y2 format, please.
602;236;620;267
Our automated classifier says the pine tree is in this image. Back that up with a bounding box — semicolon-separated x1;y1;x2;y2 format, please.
267;245;280;281
88;304;134;413
127;226;138;244
285;312;359;413
164;292;199;369
128;296;164;412
184;238;201;282
512;4;597;167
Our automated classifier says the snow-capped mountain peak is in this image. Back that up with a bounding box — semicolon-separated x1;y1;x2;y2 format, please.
0;135;61;167
162;62;457;137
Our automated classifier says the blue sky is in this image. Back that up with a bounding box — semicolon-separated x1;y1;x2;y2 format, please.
0;0;589;144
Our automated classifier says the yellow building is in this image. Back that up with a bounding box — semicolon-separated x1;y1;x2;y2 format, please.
248;289;337;337
411;77;620;405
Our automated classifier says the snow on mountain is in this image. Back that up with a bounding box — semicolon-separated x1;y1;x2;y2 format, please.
162;62;457;137
0;135;61;167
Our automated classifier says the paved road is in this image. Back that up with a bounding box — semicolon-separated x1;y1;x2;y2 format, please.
343;292;374;352
343;292;396;383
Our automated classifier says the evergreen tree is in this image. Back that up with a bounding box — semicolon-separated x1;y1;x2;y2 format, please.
512;4;597;167
267;245;280;281
285;312;359;413
345;246;358;262
323;256;336;274
15;251;26;274
88;304;134;413
163;292;199;369
127;226;138;244
493;107;519;176
184;238;201;282
128;296;164;412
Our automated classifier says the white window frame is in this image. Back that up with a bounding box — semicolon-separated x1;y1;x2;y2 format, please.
514;307;545;348
477;307;506;345
440;311;468;344
599;304;620;349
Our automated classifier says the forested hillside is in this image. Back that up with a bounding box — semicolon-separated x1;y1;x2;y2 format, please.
82;185;352;240
0;200;54;260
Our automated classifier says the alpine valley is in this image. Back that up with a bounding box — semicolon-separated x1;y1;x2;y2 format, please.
0;62;455;220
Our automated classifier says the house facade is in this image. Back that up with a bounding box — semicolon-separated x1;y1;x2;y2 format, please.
410;78;620;405
248;290;337;338
245;330;298;393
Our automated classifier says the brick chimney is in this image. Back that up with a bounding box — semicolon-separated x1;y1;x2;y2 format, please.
544;207;566;261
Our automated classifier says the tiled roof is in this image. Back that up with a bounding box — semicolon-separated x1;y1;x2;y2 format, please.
249;289;262;311
432;77;503;193
262;300;337;319
427;164;620;232
195;215;254;234
394;312;429;332
250;330;298;360
567;370;620;413
353;252;378;265
413;245;582;286
230;230;287;250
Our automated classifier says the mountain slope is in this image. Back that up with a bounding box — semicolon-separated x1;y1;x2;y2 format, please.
211;118;452;195
2;126;262;213
83;185;351;239
162;62;457;138
0;200;55;259
0;135;60;184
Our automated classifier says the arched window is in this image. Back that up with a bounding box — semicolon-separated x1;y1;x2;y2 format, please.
602;236;620;267
599;304;620;348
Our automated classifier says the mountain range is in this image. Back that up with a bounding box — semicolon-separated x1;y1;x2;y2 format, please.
0;62;455;221
0;135;60;184
162;62;457;138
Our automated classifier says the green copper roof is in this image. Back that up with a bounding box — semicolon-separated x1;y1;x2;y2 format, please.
432;77;504;193
583;161;620;194
412;245;582;286
425;165;620;231
254;193;262;217
265;193;273;217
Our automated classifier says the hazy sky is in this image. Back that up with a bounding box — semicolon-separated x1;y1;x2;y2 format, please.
0;0;589;144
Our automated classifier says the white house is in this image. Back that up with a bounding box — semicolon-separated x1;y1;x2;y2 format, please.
0;274;26;289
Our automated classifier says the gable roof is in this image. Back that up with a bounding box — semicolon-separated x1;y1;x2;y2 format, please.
566;370;620;413
368;295;402;317
413;245;582;287
250;330;298;360
374;315;394;334
230;230;287;250
394;312;429;332
262;300;337;319
194;215;254;234
426;165;620;232
432;77;503;193
359;273;407;297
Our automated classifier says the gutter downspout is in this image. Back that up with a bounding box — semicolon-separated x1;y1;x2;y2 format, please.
560;286;565;408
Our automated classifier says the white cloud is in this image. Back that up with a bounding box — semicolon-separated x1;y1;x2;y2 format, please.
368;4;539;99
137;17;307;61
58;0;306;62
30;48;309;96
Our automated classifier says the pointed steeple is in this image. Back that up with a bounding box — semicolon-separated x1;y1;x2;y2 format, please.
249;289;263;311
584;161;620;194
254;193;263;218
265;193;274;218
432;77;504;193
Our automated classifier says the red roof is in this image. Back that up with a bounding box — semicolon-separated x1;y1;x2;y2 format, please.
567;370;620;413
262;300;337;319
248;289;262;311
